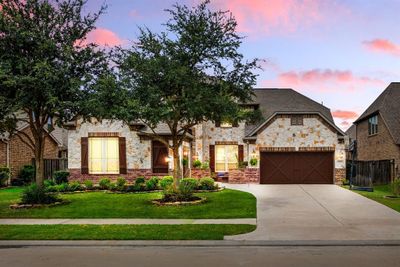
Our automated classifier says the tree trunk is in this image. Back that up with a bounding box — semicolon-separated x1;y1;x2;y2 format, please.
34;135;45;187
172;145;181;188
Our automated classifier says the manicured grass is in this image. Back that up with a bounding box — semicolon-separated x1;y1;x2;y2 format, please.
0;187;256;219
0;224;256;240
347;185;400;213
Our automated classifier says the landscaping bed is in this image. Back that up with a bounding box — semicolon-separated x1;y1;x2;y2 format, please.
0;187;256;219
0;224;256;240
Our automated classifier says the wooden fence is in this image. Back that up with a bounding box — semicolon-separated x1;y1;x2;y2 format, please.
32;158;68;180
347;159;395;187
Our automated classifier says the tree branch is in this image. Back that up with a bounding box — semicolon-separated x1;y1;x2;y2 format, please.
14;132;35;152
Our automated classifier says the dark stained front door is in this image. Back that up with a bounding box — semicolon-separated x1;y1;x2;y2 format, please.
260;152;334;184
152;141;169;174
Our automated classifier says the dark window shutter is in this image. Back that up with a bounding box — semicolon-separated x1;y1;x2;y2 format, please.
119;137;127;174
81;137;88;174
238;145;244;163
209;145;215;172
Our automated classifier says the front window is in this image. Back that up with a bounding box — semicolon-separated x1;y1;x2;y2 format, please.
89;137;119;174
368;115;378;135
215;145;238;172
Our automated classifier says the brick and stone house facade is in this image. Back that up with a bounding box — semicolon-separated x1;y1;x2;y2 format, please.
352;82;400;178
0;124;65;178
67;88;346;184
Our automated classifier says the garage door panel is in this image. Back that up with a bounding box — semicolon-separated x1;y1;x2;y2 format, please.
260;152;333;184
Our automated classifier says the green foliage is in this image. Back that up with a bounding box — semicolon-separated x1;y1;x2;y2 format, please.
44;179;55;187
391;178;400;197
21;183;60;204
201;161;210;170
133;177;146;191
69;181;82;192
53;171;70;185
193;160;202;168
0;0;110;184
99;178;112;190
0;166;10;187
199;177;216;190
116;177;127;191
180;178;199;190
238;161;248;169
160;176;174;190
182;158;188;167
18;165;35;184
146;177;160;190
83;180;94;190
249;158;258;167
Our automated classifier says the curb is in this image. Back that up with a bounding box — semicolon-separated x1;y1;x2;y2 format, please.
1;240;400;248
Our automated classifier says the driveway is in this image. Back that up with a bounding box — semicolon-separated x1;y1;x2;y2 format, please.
224;184;400;241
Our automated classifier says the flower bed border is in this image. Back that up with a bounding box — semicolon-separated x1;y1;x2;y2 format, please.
151;196;207;206
9;200;70;210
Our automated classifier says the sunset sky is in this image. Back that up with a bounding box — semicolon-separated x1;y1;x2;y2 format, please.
84;0;400;130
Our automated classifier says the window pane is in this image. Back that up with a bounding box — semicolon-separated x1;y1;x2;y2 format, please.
215;163;225;172
89;137;120;174
226;145;238;163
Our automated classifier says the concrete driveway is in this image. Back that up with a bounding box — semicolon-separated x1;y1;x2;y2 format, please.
224;184;400;241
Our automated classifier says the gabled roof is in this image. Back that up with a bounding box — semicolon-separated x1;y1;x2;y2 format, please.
245;88;343;136
354;82;400;144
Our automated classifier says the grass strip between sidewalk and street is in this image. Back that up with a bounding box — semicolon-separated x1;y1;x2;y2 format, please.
0;224;256;240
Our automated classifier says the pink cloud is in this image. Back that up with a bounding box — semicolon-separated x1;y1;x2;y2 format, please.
363;39;400;57
332;110;358;120
79;28;125;47
340;120;350;128
129;9;141;18
265;69;384;92
211;0;348;35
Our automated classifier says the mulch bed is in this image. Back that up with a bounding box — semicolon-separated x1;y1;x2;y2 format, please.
152;196;207;206
9;200;70;209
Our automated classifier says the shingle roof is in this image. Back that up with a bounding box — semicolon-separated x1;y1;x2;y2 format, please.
354;82;400;144
245;88;338;136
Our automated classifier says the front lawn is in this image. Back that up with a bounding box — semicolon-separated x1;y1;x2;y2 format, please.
347;185;400;213
0;187;256;219
0;224;256;240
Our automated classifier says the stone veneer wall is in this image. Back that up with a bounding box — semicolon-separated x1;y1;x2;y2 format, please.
191;168;211;179
228;168;259;184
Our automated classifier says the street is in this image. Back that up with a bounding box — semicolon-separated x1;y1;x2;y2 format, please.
1;245;399;267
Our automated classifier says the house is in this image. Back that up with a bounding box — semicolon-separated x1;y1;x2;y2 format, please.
351;82;400;178
0;123;67;178
66;88;346;184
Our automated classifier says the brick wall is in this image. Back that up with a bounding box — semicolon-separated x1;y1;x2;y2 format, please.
356;114;400;177
69;168;169;183
228;168;260;184
191;168;211;179
0;141;6;166
9;127;60;178
334;168;346;185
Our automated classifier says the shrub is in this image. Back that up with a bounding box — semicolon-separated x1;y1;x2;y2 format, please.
21;183;60;204
116;177;127;190
146;176;159;190
133;177;146;191
0;166;11;187
83;180;94;190
192;160;202;168
177;179;198;201
199;177;216;190
98;178;111;190
53;171;70;185
44;179;55;187
239;161;248;169
10;179;24;186
180;178;198;190
182;158;188;167
57;183;70;192
69;181;82;191
160;176;174;189
201;161;209;170
249;158;258;167
19;165;35;184
391;178;400;197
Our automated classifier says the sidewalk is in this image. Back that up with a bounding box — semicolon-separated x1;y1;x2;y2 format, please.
0;218;256;225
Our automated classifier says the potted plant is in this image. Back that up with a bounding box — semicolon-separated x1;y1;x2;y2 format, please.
249;158;258;167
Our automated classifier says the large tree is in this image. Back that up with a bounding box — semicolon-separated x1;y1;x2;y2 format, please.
0;0;108;186
116;1;261;184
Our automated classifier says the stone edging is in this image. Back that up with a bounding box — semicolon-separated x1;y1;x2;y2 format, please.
152;197;207;206
9;201;70;210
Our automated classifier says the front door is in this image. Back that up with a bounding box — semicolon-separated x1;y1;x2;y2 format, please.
152;141;169;174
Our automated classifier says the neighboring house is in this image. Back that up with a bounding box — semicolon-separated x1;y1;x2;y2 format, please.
352;82;400;178
67;88;346;184
0;123;67;178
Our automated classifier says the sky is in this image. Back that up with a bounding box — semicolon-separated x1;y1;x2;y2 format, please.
83;0;400;131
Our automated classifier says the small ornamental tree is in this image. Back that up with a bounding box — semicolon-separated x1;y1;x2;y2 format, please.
115;1;261;186
0;0;109;186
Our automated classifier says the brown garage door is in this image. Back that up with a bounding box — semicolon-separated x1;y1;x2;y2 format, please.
260;152;334;184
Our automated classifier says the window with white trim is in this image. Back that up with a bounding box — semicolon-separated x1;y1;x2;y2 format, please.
215;145;238;172
89;137;119;174
368;115;378;135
